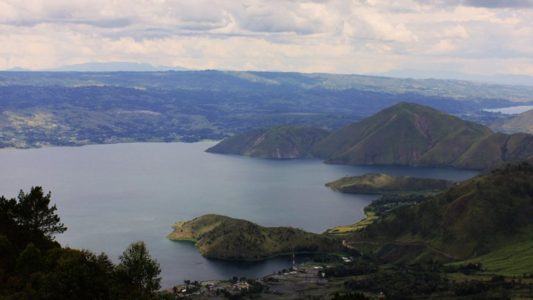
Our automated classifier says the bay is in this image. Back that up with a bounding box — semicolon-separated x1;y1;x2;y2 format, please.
0;141;477;287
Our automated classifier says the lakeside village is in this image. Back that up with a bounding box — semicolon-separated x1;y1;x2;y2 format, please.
170;254;356;299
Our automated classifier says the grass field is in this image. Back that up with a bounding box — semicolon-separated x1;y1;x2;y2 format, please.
325;212;378;235
454;238;533;276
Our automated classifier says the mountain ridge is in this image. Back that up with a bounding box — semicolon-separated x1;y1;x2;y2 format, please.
345;162;533;266
208;102;533;169
206;125;329;159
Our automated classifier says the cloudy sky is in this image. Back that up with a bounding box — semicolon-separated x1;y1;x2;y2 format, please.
0;0;532;77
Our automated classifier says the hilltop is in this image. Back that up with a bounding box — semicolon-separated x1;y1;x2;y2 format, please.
326;173;453;194
206;126;329;159
313;102;533;170
167;214;342;260
492;109;533;134
208;102;533;169
346;162;533;270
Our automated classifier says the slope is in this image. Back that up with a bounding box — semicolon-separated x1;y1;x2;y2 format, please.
167;214;342;260
492;109;533;134
313;102;533;170
346;162;533;267
206;125;329;159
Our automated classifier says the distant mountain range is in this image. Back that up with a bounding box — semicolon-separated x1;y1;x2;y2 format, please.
208;102;533;170
0;71;532;149
3;62;186;72
48;62;187;72
376;69;533;87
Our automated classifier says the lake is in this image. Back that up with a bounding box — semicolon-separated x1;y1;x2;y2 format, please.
0;141;477;288
484;105;533;115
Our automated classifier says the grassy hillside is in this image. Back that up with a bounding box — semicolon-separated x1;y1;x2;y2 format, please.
492;109;533;134
313;102;533;170
346;162;533;267
167;214;342;260
454;234;533;276
326;173;453;194
325;172;450;236
206;126;329;159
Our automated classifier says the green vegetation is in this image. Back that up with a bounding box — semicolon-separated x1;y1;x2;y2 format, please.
209;102;533;169
313;102;533;170
0;187;165;300
454;235;533;276
206;125;329;159
326;173;453;194
326;211;379;235
347;162;533;264
167;214;342;260
326;173;451;235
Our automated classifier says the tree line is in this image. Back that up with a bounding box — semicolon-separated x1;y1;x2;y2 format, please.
0;187;166;299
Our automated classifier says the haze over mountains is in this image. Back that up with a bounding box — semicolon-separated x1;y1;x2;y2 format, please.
5;62;533;87
48;62;187;72
1;70;532;149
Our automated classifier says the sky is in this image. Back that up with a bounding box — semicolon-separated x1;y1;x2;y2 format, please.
0;0;532;78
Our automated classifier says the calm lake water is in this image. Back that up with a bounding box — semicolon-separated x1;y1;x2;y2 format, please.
0;141;477;288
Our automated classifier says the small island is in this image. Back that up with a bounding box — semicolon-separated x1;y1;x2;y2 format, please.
167;214;342;261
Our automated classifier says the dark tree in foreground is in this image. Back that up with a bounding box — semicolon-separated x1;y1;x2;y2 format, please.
15;187;66;239
114;241;161;299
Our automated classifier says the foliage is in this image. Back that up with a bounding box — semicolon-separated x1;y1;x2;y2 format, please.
0;188;164;300
341;262;530;299
0;187;64;249
167;214;342;260
14;187;66;239
324;259;378;277
350;162;533;262
114;241;162;299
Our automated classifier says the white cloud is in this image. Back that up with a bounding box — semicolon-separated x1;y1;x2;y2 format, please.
0;0;531;77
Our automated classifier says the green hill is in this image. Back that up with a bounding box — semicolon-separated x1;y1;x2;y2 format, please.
167;214;342;261
206;126;329;159
313;102;533;170
326;173;453;194
345;162;533;272
206;103;533;169
492;109;533;134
